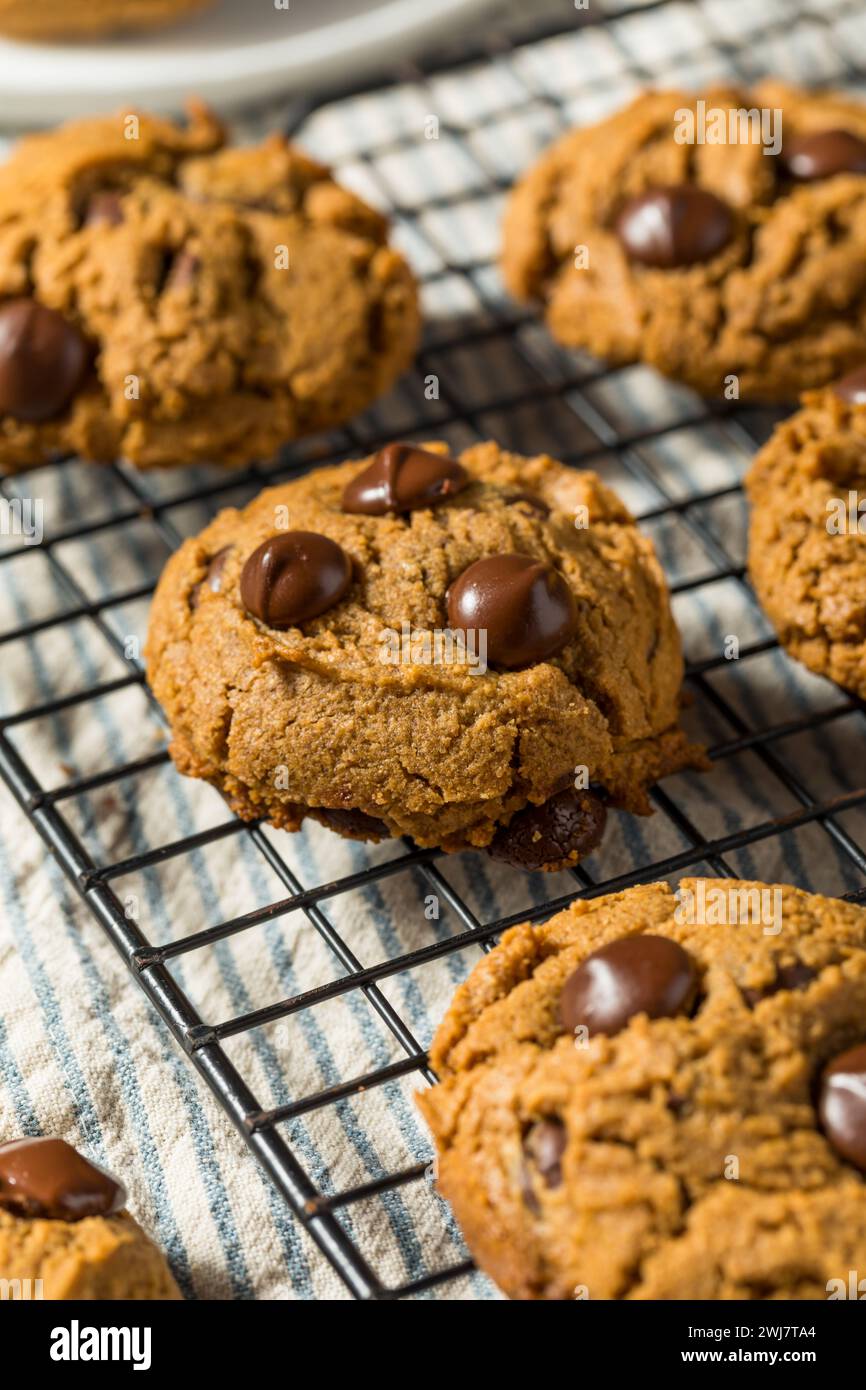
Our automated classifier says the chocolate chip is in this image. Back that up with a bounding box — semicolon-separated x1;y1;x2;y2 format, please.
165;249;201;291
741;959;816;1008
0;1137;126;1221
614;186;734;268
521;1118;567;1211
446;552;577;668
834;365;866;405
506;491;550;516
240;531;352;629
206;545;231;591
312;807;390;841
341;443;469;516
560;934;698;1039
189;545;232;610
782;129;866;181
488;788;606;872
818;1043;866;1171
0;298;90;422
84;191;124;227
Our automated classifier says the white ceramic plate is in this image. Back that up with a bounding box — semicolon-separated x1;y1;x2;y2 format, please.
0;0;497;126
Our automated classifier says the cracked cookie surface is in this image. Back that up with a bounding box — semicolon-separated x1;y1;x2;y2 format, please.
0;104;418;471
417;879;866;1299
145;441;703;863
502;83;866;401
0;0;212;38
746;380;866;698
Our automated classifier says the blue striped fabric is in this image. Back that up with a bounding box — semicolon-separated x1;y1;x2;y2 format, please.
0;0;865;1299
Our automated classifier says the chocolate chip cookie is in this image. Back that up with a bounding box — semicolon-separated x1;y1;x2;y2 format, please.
746;369;866;699
502;83;866;400
417;878;866;1299
146;440;705;870
0;0;212;38
0;104;418;471
0;1137;180;1298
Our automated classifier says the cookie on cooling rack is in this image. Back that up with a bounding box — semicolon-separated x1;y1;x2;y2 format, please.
145;440;706;871
417;878;866;1300
0;0;212;38
502;83;866;400
0;1136;180;1298
746;367;866;699
0;104;418;472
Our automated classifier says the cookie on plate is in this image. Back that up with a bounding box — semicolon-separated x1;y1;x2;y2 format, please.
0;1136;180;1299
0;104;418;471
146;440;705;871
746;368;866;699
502;83;866;400
0;0;212;39
417;878;866;1299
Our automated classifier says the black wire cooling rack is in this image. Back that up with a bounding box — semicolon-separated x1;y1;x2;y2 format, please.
1;0;866;1300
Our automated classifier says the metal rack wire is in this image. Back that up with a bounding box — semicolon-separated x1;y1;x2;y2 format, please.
0;0;865;1299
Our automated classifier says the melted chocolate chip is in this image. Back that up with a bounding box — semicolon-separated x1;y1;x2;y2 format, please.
189;546;232;610
560;935;697;1039
614;186;734;268
818;1043;866;1172
782;129;866;181
341;443;469;516
525;1119;566;1186
741;959;816;1009
205;545;231;591
0;299;90;422
165;249;201;291
834;365;866;406
0;1137;126;1221
312;807;390;841
240;531;352;629
84;191;125;228
667;1092;689;1117
520;1119;567;1211
446;552;577;668
488;788;606;872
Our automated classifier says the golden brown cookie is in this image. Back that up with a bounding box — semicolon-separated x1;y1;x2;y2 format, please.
502;83;866;401
746;368;866;699
417;879;866;1299
0;105;418;471
0;1136;180;1299
145;440;705;870
0;0;212;39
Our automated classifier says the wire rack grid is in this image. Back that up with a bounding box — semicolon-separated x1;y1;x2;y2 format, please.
0;0;865;1299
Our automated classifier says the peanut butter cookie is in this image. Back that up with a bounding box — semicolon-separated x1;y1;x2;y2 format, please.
746;369;866;699
146;440;704;871
418;879;866;1299
0;104;418;471
502;83;866;400
0;1137;180;1299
